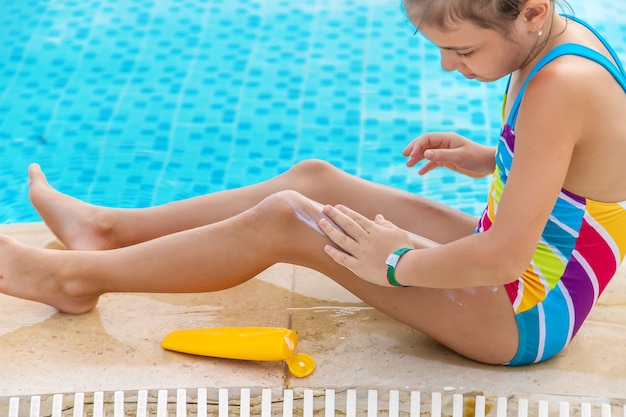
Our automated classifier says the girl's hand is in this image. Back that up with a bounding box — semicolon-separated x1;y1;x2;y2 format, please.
319;204;414;287
403;132;496;178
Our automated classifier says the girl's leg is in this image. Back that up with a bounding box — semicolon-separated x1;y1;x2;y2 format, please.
0;190;517;364
28;160;477;250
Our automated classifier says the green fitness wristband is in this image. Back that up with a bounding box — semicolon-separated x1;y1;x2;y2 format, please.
385;247;413;287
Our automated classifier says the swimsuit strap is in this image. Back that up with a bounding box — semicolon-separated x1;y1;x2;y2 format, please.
506;15;626;128
563;14;626;75
507;43;626;127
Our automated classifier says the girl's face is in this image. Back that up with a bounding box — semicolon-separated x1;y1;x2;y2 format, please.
418;19;532;82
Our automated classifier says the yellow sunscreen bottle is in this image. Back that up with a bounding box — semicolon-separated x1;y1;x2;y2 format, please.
161;327;315;377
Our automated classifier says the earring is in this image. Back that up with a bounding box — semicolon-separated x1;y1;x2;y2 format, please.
538;29;543;37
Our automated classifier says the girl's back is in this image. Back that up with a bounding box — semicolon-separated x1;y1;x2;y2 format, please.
509;16;626;204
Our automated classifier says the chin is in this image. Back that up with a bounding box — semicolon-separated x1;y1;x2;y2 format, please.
474;74;506;83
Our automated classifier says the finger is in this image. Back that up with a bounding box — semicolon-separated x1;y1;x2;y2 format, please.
417;161;440;175
402;141;419;157
405;155;425;168
404;142;427;163
417;148;460;175
424;147;462;164
335;204;383;235
374;213;398;230
402;135;425;155
323;244;358;272
318;217;358;255
408;133;444;152
324;204;373;238
404;134;444;167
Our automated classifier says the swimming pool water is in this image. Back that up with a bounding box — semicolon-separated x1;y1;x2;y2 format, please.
1;0;624;223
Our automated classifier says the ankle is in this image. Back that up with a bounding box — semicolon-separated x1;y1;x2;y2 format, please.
74;207;123;250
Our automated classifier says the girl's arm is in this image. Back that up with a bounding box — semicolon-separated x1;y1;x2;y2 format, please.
322;64;585;288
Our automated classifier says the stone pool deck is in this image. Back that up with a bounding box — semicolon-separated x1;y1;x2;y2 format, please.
0;222;625;407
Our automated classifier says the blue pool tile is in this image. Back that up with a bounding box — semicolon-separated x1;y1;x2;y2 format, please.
0;0;618;222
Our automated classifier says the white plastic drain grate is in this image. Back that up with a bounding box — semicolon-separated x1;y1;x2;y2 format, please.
2;388;625;417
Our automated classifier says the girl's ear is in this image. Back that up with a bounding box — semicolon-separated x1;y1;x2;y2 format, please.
522;0;550;31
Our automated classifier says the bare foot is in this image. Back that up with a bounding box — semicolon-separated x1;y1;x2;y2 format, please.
0;235;99;314
28;163;118;250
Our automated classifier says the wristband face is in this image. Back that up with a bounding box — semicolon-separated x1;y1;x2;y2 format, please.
385;252;402;268
385;247;412;287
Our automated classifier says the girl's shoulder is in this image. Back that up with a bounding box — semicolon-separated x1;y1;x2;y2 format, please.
525;15;625;89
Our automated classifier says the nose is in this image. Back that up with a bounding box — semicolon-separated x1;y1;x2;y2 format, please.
440;50;460;72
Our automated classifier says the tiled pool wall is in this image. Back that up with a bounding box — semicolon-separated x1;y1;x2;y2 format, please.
0;0;624;223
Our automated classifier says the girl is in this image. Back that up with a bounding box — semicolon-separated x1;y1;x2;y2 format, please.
1;0;625;366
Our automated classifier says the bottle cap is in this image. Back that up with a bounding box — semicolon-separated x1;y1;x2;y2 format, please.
285;352;316;377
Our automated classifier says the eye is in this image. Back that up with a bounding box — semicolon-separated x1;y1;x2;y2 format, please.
457;51;474;58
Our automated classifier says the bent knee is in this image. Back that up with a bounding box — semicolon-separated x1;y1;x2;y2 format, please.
254;190;326;235
285;159;342;184
256;189;308;211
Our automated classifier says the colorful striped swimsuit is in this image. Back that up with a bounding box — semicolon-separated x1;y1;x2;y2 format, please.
476;16;626;366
